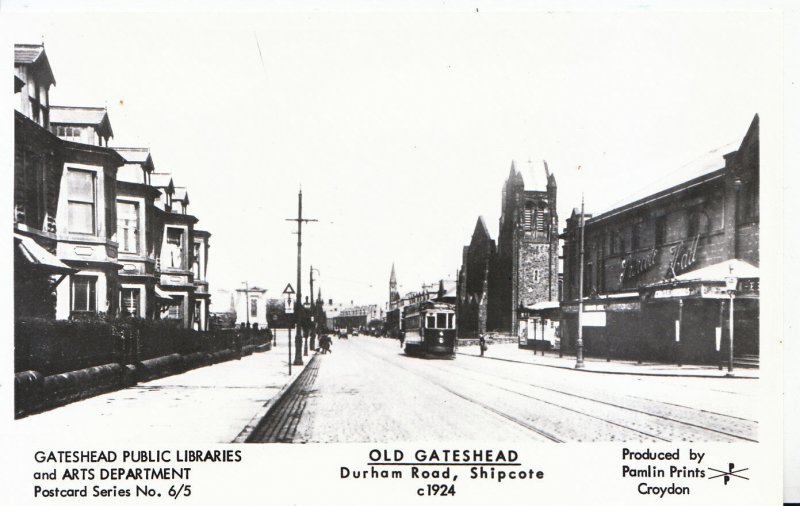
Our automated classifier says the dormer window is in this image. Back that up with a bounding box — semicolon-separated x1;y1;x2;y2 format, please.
56;125;82;142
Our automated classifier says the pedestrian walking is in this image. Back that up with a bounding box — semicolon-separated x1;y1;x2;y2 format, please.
320;334;332;354
399;333;405;348
479;335;486;357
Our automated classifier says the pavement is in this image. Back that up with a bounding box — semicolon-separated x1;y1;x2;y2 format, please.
457;342;759;379
13;330;311;444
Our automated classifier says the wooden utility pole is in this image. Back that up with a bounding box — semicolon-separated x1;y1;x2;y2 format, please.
576;194;585;369
286;189;317;366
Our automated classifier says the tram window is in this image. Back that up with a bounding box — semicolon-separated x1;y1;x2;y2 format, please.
426;315;436;328
447;313;454;329
436;313;447;328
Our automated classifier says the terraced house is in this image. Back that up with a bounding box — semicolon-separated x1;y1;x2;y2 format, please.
13;43;212;330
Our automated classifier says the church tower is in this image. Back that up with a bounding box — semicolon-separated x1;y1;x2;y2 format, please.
389;263;399;306
489;159;559;335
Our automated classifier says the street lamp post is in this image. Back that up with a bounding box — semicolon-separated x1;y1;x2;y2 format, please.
303;297;311;356
575;195;586;369
310;266;320;351
725;275;737;376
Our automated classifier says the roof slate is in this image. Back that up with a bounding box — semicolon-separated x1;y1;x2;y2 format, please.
114;147;151;164
50;106;109;126
150;173;174;190
14;44;45;65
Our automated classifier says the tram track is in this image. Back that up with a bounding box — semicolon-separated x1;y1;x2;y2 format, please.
246;339;757;443
353;345;564;442
361;341;756;443
445;355;759;442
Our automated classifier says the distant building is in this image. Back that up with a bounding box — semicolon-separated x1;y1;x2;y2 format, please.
327;302;382;331
234;286;268;328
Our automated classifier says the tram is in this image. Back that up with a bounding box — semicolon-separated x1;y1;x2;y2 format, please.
401;300;457;358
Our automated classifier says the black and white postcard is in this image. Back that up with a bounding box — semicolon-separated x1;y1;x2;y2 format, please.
1;1;793;504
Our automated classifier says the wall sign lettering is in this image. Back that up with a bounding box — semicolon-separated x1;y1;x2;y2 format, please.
667;234;700;278
621;248;658;281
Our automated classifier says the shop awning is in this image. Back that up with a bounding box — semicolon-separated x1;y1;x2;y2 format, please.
673;259;759;282
14;234;75;274
154;286;175;302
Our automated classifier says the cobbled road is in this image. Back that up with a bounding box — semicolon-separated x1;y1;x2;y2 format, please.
246;336;759;443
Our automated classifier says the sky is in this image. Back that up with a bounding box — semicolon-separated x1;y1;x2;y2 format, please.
2;8;781;310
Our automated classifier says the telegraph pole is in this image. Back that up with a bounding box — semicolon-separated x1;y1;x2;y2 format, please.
575;194;586;369
310;266;321;352
286;188;317;366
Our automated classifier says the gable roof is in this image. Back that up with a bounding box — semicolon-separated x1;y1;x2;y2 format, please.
50;106;114;138
150;173;175;193
472;215;493;241
173;187;189;204
14;44;56;86
590;137;742;223
114;147;155;172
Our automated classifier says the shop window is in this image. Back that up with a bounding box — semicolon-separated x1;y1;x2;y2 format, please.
72;276;97;313
67;169;96;234
117;201;140;253
121;288;140;316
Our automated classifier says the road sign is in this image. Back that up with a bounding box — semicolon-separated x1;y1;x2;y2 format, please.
285;296;294;314
282;283;295;295
725;276;737;292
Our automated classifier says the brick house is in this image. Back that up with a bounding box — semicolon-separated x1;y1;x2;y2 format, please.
14;44;128;320
14;42;212;329
113;147;169;319
560;115;759;365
